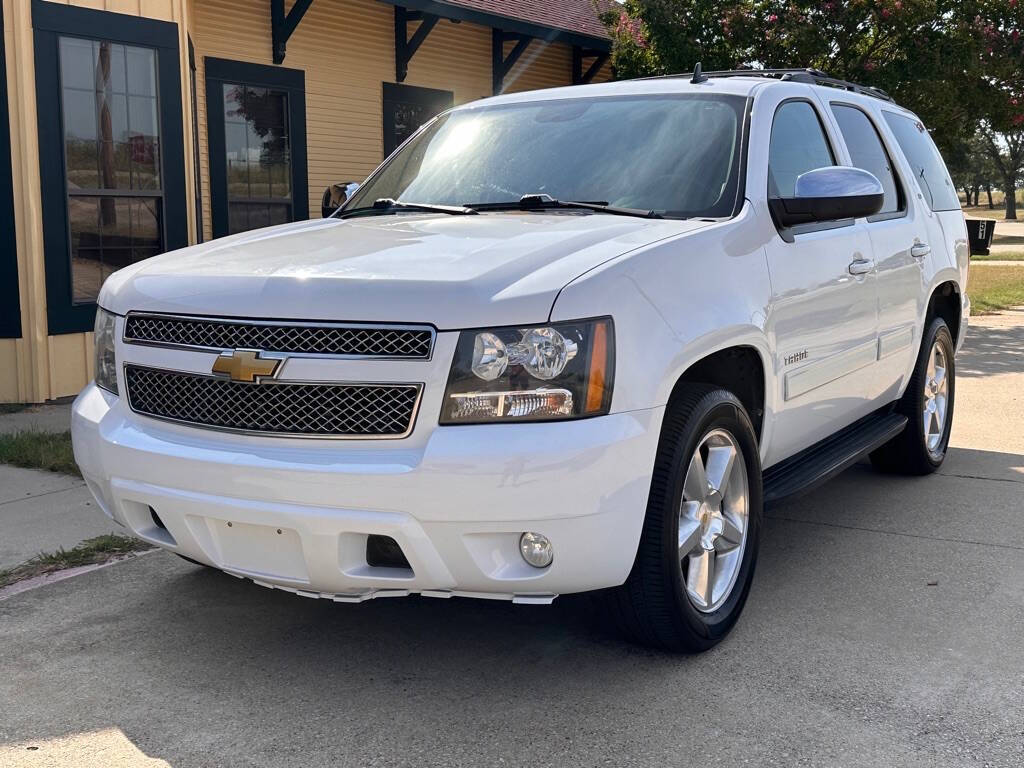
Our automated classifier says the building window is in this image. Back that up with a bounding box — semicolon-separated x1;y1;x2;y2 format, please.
383;83;453;158
205;58;307;238
34;1;187;335
223;84;292;234
59;38;164;304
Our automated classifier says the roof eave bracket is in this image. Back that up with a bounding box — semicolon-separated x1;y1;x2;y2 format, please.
272;0;315;65
395;6;440;83
492;30;531;95
572;46;609;85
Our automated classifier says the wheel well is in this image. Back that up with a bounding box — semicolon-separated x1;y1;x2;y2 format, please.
927;281;962;346
670;347;765;440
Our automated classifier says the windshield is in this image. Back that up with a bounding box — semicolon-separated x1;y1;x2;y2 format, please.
346;94;747;219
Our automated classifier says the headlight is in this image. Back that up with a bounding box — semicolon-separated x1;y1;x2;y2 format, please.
93;308;119;395
440;318;613;424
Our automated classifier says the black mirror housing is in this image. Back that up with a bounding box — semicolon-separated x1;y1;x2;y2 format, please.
321;181;361;219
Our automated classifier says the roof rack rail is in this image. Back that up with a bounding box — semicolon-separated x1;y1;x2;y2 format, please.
637;66;894;103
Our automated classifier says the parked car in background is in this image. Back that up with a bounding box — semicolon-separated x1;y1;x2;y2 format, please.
72;69;968;652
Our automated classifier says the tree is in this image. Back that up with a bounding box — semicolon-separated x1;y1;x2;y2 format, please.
947;134;1000;207
602;0;1023;201
962;0;1024;218
603;1;983;153
735;1;985;154
600;0;744;78
979;129;1023;218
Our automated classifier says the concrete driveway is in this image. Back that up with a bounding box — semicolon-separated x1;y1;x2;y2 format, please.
2;315;1022;767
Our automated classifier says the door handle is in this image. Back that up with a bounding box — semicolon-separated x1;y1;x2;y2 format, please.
911;242;931;258
848;258;874;276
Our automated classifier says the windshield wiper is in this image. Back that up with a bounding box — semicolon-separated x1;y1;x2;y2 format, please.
465;194;662;219
339;198;478;218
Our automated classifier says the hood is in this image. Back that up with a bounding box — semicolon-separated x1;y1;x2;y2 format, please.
101;213;708;328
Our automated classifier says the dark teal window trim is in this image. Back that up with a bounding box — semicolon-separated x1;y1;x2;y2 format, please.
189;37;203;244
32;0;188;335
204;57;308;239
0;4;21;338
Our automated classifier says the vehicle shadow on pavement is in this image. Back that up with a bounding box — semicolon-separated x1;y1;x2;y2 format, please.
957;320;1024;378
3;448;1023;766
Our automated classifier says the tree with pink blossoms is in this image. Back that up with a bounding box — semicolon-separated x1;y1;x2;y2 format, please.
601;0;1023;216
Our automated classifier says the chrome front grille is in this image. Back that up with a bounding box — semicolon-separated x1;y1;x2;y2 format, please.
123;314;434;359
125;365;422;438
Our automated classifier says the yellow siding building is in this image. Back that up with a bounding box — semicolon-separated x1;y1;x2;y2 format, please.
0;0;612;403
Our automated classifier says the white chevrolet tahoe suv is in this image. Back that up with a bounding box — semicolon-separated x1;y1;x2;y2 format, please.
72;69;969;652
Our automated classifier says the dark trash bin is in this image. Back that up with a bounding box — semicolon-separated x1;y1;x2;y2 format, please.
966;218;996;256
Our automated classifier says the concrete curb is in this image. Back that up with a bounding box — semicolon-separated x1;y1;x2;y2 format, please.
0;548;159;602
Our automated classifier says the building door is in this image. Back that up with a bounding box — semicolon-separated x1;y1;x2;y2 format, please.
382;83;453;158
205;59;308;238
0;3;20;339
33;2;187;335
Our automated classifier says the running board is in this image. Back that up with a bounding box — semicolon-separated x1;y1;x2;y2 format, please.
763;410;908;506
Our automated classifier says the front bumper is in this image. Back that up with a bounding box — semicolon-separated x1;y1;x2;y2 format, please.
72;384;663;602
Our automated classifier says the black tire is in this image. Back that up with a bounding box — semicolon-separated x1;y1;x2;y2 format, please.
870;317;955;475
603;385;763;653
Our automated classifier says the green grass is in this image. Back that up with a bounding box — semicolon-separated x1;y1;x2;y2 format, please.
0;403;29;414
971;250;1024;261
967;265;1024;314
0;534;154;589
0;430;80;476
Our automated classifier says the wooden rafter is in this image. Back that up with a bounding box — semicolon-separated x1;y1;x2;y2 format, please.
271;0;315;64
572;46;609;85
492;30;531;95
395;5;440;83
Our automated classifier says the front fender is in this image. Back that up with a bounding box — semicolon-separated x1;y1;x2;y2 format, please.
551;211;775;455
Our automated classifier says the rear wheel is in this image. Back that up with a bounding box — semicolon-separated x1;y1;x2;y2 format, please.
871;317;955;475
604;385;763;653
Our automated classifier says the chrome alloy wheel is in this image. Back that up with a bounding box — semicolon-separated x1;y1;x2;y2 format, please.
679;428;749;613
923;340;949;458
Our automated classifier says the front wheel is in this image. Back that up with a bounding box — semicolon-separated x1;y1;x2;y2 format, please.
604;385;763;653
871;317;955;475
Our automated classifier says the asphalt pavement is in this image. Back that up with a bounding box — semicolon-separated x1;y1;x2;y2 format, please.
1;314;1022;767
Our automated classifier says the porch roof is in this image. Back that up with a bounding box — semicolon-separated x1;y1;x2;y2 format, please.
379;0;614;51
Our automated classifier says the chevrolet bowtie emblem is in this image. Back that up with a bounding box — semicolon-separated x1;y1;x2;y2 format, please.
212;349;283;383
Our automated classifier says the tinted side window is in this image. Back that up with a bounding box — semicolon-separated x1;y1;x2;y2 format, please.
831;104;902;215
768;101;835;198
882;112;960;211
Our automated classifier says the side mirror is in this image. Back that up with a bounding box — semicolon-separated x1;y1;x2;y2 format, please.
769;166;884;228
321;181;361;219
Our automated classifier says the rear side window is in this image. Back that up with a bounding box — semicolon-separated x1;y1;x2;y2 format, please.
768;101;835;198
831;104;902;216
882;112;960;211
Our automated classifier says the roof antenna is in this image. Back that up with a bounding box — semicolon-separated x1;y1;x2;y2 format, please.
691;62;708;83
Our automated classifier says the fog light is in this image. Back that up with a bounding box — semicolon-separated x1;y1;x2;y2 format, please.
519;532;553;568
